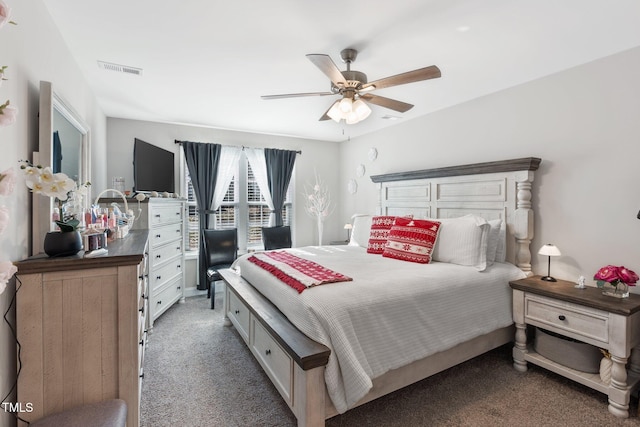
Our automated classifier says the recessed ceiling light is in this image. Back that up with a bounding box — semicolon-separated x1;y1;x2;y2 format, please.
456;26;471;32
381;115;401;120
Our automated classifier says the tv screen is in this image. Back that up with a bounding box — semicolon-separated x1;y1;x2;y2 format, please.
133;138;175;193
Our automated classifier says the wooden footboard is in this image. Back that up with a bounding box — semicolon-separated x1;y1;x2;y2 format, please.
220;268;513;426
220;269;330;427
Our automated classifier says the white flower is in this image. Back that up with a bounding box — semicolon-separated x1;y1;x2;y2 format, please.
0;260;17;295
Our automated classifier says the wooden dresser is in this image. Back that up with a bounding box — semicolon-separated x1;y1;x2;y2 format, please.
15;230;149;427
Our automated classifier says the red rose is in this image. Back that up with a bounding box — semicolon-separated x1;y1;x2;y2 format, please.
594;265;621;283
618;267;639;286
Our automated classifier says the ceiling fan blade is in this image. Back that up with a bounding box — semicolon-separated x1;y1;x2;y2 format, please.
261;92;335;100
362;65;441;91
319;100;338;121
306;54;347;87
360;93;414;113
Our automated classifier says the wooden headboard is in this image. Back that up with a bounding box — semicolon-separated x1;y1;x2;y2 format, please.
370;157;541;275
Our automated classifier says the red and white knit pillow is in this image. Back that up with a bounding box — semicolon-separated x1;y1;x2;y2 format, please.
382;217;441;264
366;215;397;254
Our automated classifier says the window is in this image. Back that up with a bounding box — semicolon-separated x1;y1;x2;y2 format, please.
182;152;293;253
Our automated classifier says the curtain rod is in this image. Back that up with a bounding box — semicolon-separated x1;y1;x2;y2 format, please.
174;140;301;155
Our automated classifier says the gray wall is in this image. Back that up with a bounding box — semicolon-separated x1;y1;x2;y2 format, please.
339;46;640;287
106;118;343;248
0;1;107;426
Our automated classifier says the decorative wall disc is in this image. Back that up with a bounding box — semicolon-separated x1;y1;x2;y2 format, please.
368;147;378;162
356;164;365;177
347;179;358;194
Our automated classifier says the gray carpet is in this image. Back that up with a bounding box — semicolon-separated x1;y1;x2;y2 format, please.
141;294;640;427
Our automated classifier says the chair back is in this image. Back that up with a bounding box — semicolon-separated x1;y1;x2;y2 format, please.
261;226;292;250
203;228;238;267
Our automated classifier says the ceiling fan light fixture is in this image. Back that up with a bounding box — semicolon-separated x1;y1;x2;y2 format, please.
345;111;360;125
327;101;342;123
352;99;371;121
338;97;353;113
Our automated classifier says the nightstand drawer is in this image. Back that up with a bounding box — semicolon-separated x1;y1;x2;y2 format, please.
525;295;609;344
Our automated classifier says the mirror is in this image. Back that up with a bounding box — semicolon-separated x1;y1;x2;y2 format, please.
33;81;91;254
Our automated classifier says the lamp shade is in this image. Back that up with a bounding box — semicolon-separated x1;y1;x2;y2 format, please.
344;223;353;230
538;244;561;257
326;101;342;123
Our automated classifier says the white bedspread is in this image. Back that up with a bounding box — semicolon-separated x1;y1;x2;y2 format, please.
233;245;525;413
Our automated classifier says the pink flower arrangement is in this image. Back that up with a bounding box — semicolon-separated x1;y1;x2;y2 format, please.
0;260;17;295
594;265;639;288
0;0;17;29
0;167;15;196
0;99;17;126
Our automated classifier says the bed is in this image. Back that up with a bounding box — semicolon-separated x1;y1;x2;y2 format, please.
220;157;541;427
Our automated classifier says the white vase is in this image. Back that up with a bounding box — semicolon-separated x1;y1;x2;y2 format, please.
317;216;324;246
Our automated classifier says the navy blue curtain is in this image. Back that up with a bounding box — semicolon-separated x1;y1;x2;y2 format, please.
182;141;222;290
264;148;297;226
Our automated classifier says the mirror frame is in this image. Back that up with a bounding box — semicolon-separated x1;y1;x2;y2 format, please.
33;81;91;254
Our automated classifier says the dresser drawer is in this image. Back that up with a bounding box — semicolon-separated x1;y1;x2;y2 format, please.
227;290;250;343
151;276;183;319
525;294;609;344
150;222;183;248
252;319;292;404
150;240;183;268
149;258;183;291
150;204;183;226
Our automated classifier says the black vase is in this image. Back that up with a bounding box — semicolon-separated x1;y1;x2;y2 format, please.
44;231;83;257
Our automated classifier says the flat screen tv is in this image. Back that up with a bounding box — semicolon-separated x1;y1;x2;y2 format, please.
133;138;175;193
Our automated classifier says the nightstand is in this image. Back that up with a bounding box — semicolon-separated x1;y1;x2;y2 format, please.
510;276;640;419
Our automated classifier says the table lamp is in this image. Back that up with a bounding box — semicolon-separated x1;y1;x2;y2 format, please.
538;244;561;282
344;223;353;242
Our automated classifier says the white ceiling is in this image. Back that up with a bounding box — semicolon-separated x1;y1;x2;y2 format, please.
42;0;640;142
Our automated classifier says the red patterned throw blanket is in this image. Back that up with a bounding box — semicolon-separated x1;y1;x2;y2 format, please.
247;251;352;293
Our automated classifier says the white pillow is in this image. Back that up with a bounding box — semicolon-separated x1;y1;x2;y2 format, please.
486;219;503;267
495;220;506;263
349;214;373;248
432;214;490;271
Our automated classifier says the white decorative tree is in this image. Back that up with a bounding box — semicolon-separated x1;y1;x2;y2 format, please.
303;173;334;245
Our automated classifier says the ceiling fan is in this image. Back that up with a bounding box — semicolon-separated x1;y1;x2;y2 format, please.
261;48;441;124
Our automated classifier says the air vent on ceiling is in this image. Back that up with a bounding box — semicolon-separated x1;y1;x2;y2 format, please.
97;60;143;76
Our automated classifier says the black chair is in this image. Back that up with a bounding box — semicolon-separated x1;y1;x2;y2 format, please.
261;226;292;250
203;228;238;309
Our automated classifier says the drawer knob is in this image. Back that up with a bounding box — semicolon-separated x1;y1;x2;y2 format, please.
156;275;162;280
139;339;144;345
156;254;161;259
156;234;161;238
235;309;239;315
265;349;271;356
140;373;145;379
558;315;566;321
157;300;162;305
